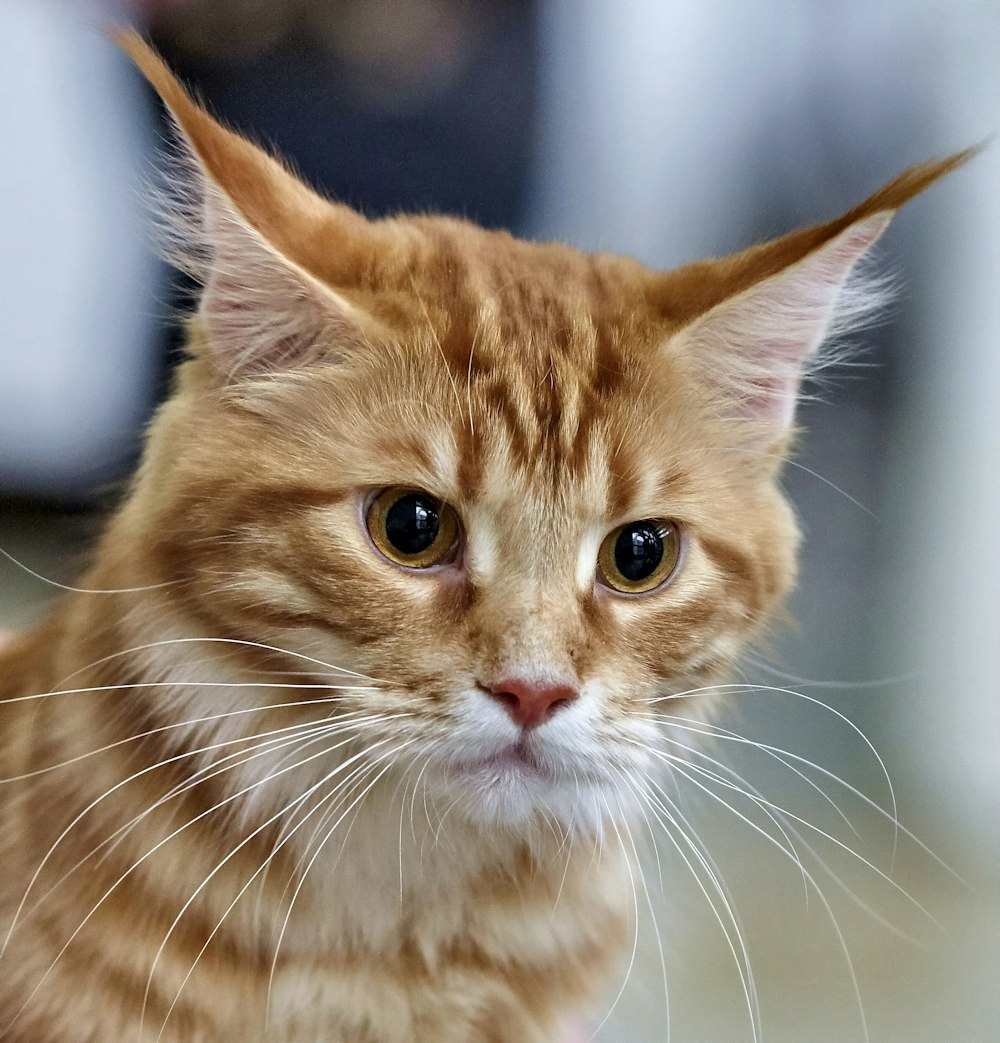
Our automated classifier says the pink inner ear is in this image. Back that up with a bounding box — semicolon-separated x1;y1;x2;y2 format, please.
196;190;366;379
743;374;800;428
682;210;892;434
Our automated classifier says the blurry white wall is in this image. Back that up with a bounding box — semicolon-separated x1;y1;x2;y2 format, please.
893;10;1000;854
0;0;160;499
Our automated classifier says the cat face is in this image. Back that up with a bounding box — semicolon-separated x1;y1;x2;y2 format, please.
117;33;970;836
147;235;801;829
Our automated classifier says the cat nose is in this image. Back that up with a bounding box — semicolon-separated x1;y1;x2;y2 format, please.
482;677;579;730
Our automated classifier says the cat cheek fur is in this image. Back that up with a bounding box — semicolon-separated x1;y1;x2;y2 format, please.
0;30;974;1043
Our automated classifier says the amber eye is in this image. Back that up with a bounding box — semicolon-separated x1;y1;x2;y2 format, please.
366;488;460;569
597;519;682;594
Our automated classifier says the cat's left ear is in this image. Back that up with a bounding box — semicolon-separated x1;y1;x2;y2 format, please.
115;31;383;379
674;211;890;433
666;149;976;442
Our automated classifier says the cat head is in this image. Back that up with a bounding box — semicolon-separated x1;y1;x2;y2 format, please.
117;34;970;832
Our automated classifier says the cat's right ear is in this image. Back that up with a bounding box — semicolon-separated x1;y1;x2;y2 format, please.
115;31;381;379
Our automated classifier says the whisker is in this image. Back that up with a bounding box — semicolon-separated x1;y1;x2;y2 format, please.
724;447;879;521
264;742;415;1026
3;718;331;958
1;678;381;710
646;681;900;862
407;744;441;854
639;736;940;932
95;711;396;868
651;709;966;888
2;713;408;963
740;651;917;691
650;732;927;945
659;728;814;904
639;711;860;841
606;771;674;1041
662;755;872;1043
389;756;425;904
0;546;178;595
278;757;383;895
586;794;643;1043
549;820;576;920
465;327;480;439
4;725;393;1041
703;762;939;941
154;741;414;1042
0;695;388;784
637;777;760;1043
252;735;421;932
51;636;391;691
409;276;467;428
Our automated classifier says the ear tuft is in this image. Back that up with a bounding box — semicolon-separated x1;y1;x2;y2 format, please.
838;147;982;218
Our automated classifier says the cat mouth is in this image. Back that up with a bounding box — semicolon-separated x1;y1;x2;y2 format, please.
450;739;552;781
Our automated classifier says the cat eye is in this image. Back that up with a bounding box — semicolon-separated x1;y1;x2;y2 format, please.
597;519;682;595
366;488;460;569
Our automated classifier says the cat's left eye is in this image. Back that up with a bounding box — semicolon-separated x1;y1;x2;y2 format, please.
366;488;460;569
597;519;682;595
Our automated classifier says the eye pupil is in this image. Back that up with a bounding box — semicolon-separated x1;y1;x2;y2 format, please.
614;523;664;581
384;493;440;555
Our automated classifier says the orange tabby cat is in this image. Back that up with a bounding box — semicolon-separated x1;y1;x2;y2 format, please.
0;33;971;1043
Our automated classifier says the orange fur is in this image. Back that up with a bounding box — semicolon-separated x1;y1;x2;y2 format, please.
0;33;971;1042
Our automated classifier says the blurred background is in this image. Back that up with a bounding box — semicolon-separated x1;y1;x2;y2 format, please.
1;1;997;1039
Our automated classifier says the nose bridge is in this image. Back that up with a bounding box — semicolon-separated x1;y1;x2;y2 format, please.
475;569;582;681
470;485;586;678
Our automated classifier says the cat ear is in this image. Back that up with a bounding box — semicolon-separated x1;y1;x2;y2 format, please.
115;31;380;378
664;149;977;441
677;212;891;431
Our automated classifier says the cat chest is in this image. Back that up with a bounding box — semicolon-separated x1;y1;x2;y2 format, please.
257;877;627;1042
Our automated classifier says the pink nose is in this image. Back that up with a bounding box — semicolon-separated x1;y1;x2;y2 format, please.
483;677;579;730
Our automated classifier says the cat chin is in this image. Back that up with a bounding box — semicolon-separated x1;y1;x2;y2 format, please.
428;759;634;835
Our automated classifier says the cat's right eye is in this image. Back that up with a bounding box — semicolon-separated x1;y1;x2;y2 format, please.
365;488;460;569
